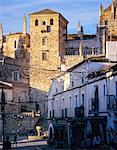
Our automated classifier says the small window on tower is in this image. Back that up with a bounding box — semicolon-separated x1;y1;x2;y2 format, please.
47;26;51;32
35;19;38;26
50;19;54;25
14;40;17;48
42;52;47;60
42;37;47;45
105;20;108;25
42;21;46;25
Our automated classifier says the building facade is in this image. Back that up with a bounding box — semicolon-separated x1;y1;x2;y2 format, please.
48;58;117;148
0;0;116;120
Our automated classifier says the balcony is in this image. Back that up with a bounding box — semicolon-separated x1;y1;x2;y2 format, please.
75;106;84;117
107;95;117;110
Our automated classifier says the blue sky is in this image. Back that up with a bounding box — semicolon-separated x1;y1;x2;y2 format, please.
0;0;112;35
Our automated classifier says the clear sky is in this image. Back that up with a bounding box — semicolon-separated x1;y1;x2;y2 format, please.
0;0;112;35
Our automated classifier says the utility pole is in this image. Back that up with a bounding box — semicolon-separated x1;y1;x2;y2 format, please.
1;87;5;149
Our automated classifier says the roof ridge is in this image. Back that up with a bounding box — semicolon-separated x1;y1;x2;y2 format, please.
29;8;59;15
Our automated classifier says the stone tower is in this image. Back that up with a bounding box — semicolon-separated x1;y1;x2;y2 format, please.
0;24;3;52
29;9;68;116
78;21;83;39
23;15;27;35
99;0;117;36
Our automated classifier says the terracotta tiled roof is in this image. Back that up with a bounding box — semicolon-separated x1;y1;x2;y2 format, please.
29;9;59;15
29;9;68;23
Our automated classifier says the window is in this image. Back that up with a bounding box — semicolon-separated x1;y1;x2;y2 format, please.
52;110;54;118
65;108;67;118
62;98;64;109
47;26;51;32
12;71;19;81
81;93;84;106
49;111;51;118
42;37;47;45
69;96;72;108
14;40;16;48
105;20;108;25
35;19;38;26
93;85;99;111
72;81;74;87
42;52;47;60
42;21;46;25
62;80;64;91
104;84;105;95
50;18;54;25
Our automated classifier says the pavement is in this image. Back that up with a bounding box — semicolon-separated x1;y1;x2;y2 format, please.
0;139;110;150
0;139;49;150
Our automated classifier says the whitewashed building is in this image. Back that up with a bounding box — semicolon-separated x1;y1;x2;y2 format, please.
48;57;117;148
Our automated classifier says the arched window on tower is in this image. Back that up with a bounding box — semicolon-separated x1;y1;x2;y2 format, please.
50;18;54;25
42;21;46;25
35;19;38;26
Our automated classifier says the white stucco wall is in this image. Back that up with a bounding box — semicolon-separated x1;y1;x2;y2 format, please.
106;41;117;61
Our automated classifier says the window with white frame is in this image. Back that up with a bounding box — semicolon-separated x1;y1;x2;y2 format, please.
12;71;20;81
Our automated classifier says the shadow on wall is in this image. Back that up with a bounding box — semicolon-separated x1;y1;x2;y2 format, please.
29;87;48;117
